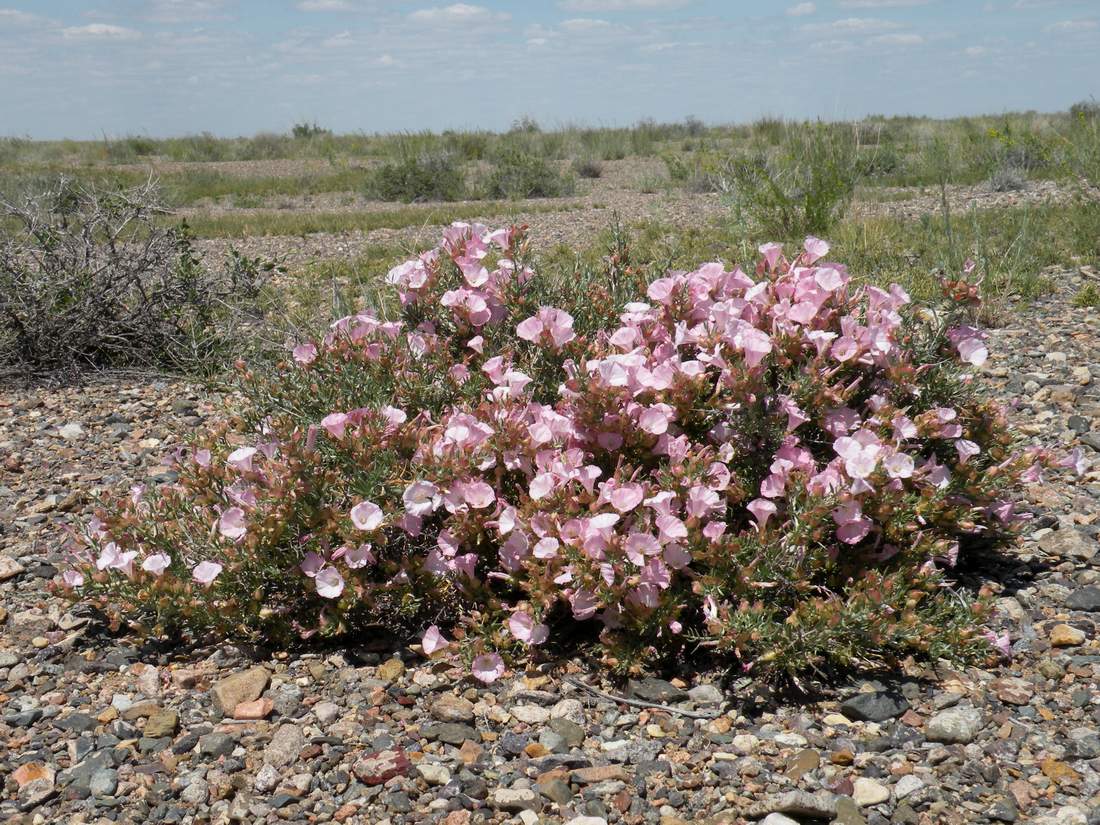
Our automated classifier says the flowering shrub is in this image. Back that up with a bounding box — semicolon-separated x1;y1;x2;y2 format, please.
60;223;1080;679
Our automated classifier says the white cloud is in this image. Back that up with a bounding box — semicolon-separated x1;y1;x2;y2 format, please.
561;17;612;30
803;17;902;33
321;30;353;47
965;45;990;55
146;0;229;22
869;32;924;44
0;8;40;25
839;0;930;7
786;3;816;16
1015;0;1089;7
62;24;142;40
409;3;508;24
375;53;396;66
558;0;689;10
1045;18;1099;31
296;0;354;11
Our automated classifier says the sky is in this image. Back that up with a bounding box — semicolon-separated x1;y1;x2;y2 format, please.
1;0;1097;139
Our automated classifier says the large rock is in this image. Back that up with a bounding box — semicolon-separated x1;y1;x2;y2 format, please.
211;666;270;714
144;709;178;738
264;724;304;767
840;691;909;722
490;787;541;813
1066;586;1100;612
926;705;983;744
353;749;411;785
745;790;838;820
626;678;688;703
430;693;475;723
423;722;479;745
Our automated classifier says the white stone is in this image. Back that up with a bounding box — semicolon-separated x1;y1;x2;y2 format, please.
57;423;84;440
894;774;924;800
852;777;890;806
511;704;550;724
416;763;452;786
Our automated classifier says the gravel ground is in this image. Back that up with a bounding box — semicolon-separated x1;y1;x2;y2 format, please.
185;165;1092;274
2;253;1100;821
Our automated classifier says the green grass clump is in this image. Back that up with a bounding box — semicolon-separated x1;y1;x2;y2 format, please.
482;149;575;199
1074;283;1100;308
367;152;466;202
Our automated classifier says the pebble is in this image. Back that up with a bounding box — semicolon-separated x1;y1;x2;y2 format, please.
852;777;890;806
926;705;984;744
1050;623;1087;646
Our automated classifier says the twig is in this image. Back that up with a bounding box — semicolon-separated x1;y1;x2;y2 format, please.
562;675;722;719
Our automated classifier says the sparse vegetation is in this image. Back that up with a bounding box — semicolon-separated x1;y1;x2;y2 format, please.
482;148;575;199
367;151;467;202
0;179;279;375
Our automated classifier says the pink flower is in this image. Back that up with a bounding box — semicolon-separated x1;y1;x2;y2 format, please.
639;404;673;435
422;625;449;654
833;501;872;544
292;342;318;365
315;567;345;599
344;544;375;569
955;439;981;465
835;434;882;479
403;480;441;516
460;480;496;509
983;629;1012;658
884;452;915;479
610;483;645;512
1060;447;1088;476
300;552;324;577
625;532;661;565
192;560;223;586
142;553;171;576
533;537;559;559
747;498;777;530
803;236;829;265
351;501;384;531
508;612;549;645
321;413;348;439
759;242;783;270
194;448;212;468
217;507;247;541
570;589;600;620
472;653;505;684
62;570;84;588
226;446;257;473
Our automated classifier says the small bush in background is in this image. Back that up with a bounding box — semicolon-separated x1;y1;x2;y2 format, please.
572;157;603;179
291;121;332;139
483;148;575;199
988;163;1028;192
725;123;861;237
0;178;279;376
1074;283;1100;308
368;152;467;202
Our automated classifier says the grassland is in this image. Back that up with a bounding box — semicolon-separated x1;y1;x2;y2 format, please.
4;106;1099;335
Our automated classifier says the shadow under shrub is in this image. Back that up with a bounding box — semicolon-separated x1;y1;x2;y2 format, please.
61;223;1073;680
0;178;278;376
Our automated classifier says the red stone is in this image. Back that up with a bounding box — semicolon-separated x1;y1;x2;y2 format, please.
352;748;411;785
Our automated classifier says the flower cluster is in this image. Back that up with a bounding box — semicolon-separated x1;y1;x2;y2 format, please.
60;223;1080;679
